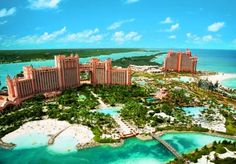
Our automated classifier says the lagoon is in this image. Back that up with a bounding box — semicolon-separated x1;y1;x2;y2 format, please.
0;132;231;164
161;132;229;154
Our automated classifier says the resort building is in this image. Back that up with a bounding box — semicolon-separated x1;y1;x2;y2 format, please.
0;55;131;110
163;49;198;73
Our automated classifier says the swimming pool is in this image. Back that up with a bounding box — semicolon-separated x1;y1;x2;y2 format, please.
97;107;121;116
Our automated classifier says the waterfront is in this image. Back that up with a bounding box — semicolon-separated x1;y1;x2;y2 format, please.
1;49;236;89
0;49;236;163
0;51;158;87
0;132;231;164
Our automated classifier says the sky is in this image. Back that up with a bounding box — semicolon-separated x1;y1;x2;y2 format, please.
0;0;236;50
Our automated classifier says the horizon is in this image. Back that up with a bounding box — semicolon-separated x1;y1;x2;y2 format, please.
0;47;236;51
0;0;236;50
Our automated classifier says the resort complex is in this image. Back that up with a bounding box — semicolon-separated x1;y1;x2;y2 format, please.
0;55;131;110
0;49;236;164
2;0;236;163
163;49;198;73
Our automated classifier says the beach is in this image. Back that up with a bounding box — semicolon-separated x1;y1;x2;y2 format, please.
201;73;236;87
1;119;94;149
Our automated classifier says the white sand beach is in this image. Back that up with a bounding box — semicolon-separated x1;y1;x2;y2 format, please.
201;73;236;84
55;125;94;145
2;119;94;148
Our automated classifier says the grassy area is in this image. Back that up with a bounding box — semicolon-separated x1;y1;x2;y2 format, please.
112;52;166;67
0;48;145;63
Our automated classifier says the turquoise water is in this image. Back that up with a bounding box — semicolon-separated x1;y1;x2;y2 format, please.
0;51;158;87
159;49;236;74
152;53;167;65
161;132;229;154
6;132;49;150
1;49;236;88
182;106;206;117
171;77;192;83
193;49;236;89
221;78;236;89
48;135;79;154
97;107;120;116
146;97;156;103
132;77;147;86
138;81;146;86
0;133;231;164
0;138;174;164
152;49;236;89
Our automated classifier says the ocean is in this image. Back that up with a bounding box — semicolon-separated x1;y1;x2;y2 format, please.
0;49;236;88
154;49;236;89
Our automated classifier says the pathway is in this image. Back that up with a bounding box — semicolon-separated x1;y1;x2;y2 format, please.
91;91;107;108
91;91;137;138
112;115;137;138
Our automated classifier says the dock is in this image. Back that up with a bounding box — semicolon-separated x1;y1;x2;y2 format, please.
0;139;16;149
48;126;71;145
150;133;183;160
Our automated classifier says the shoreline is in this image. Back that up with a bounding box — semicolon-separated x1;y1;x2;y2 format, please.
201;72;236;85
1;119;94;150
154;130;236;141
2;121;236;151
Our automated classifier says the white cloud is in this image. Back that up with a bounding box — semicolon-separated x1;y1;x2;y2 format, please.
17;27;66;44
169;23;179;32
186;33;215;43
107;18;135;30
202;35;213;42
0;20;7;25
61;28;103;43
165;23;179;32
112;31;141;44
125;0;139;4
28;0;61;9
0;7;16;17
208;22;225;32
169;35;176;39
160;17;173;24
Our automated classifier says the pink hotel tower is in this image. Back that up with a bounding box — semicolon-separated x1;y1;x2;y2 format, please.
163;49;198;73
4;55;131;108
